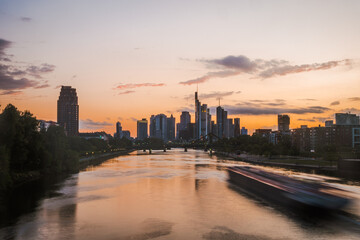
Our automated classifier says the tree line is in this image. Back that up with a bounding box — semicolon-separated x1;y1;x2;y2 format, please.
0;104;132;191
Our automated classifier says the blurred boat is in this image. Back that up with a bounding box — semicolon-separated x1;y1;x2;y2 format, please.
228;166;350;210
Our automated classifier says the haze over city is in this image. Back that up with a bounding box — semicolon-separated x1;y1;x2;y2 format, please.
1;0;360;136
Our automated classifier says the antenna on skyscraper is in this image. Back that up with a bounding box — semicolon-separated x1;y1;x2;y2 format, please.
196;84;198;93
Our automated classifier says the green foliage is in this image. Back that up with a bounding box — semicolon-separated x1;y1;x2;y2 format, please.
109;137;133;149
0;146;11;190
43;126;79;173
0;104;45;172
68;136;95;153
0;104;135;190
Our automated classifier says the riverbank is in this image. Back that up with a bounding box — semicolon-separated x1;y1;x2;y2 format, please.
1;149;134;194
79;149;133;170
215;151;337;175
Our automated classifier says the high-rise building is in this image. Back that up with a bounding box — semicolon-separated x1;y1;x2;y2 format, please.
278;114;290;131
195;91;201;139
137;118;148;140
115;121;123;138
149;114;168;141
234;118;240;137
195;92;210;139
241;127;248;135
178;111;191;139
167;114;175;141
200;104;209;137
216;106;229;138
335;113;360;125
122;130;131;140
325;120;334;127
227;118;234;138
57;86;79;136
216;106;224;138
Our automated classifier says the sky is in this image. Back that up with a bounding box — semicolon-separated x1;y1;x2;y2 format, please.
0;0;360;136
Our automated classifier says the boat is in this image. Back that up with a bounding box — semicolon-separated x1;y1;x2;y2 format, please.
227;166;351;210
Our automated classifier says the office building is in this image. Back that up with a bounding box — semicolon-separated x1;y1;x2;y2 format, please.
195;92;211;139
335;113;360;125
241;127;248;135
137;118;148;140
178;111;191;139
149;114;168;141
234;118;240;137
325;120;334;127
167;114;176;141
115;121;123;138
216;106;229;138
278;114;290;132
122;130;131;140
57;86;79;136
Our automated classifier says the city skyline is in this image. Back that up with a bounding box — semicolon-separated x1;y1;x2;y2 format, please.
1;0;360;136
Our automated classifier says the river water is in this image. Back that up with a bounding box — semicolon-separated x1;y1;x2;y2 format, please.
1;149;360;240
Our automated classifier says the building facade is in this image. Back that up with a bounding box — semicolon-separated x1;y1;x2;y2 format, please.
167;114;176;141
137;118;148;140
57;86;79;136
278;114;290;132
336;113;360;125
115;121;123;138
149;114;168;141
195;92;211;139
234;118;240;137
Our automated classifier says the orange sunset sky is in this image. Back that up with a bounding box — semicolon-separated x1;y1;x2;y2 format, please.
1;0;360;137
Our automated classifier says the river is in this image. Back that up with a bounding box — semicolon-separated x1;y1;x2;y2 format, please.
1;149;360;239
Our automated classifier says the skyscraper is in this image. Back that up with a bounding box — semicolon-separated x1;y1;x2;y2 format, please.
179;111;191;132
241;127;248;135
335;113;360;125
167;114;176;141
278;114;290;131
115;121;123;138
216;106;228;138
57;86;79;136
149;114;168;141
195;91;210;139
234;118;240;137
178;111;192;140
137;118;148;140
195;91;201;139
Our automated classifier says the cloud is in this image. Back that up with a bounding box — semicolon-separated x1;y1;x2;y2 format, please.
80;119;112;130
0;76;37;90
0;90;23;95
330;101;340;106
180;55;352;85
185;91;241;100
118;90;135;95
0;39;11;55
20;17;32;22
26;64;55;78
348;97;360;102
179;70;238;85
0;38;54;94
297;116;332;123
298;98;317;101
235;99;286;108
225;105;330;115
208;55;257;72
340;108;360;114
177;107;194;113
297;118;316;122
115;83;165;90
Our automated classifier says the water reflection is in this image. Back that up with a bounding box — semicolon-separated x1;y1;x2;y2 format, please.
0;149;359;239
